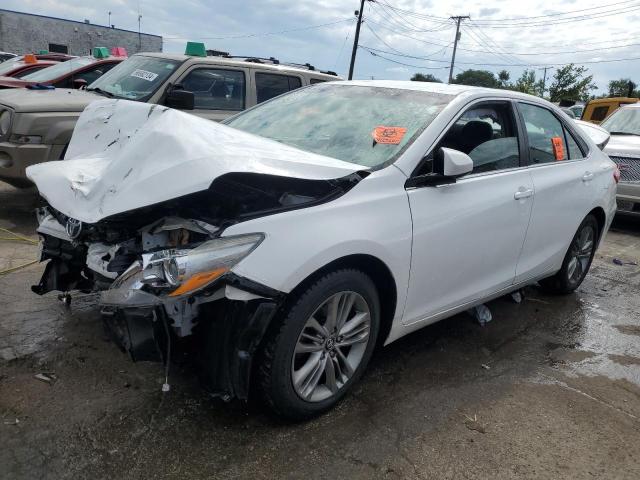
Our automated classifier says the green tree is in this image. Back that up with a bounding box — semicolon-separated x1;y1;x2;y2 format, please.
608;78;638;97
514;69;537;95
548;64;597;102
452;69;499;88
498;70;511;88
410;73;443;83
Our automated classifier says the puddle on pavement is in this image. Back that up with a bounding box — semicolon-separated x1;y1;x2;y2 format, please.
546;295;640;387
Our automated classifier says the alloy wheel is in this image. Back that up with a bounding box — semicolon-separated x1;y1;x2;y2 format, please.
566;224;595;285
291;291;371;402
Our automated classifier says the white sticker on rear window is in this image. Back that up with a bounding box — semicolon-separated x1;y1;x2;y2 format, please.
130;69;158;82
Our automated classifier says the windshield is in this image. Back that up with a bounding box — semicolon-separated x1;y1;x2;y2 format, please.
225;84;453;168
21;56;95;82
87;55;182;101
0;56;25;75
601;108;640;135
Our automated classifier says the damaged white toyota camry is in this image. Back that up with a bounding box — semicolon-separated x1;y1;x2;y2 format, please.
27;81;617;419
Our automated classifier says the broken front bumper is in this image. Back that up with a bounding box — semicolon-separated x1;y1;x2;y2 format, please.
100;271;284;401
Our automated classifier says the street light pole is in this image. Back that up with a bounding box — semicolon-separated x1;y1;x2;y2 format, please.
448;15;469;84
348;0;366;80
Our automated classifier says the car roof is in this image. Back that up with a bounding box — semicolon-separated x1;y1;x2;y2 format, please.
136;52;340;79
587;97;639;105
327;80;554;104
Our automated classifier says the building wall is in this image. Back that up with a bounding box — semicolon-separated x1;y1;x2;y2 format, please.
0;9;162;56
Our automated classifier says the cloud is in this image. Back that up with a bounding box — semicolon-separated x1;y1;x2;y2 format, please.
1;0;638;88
479;8;500;17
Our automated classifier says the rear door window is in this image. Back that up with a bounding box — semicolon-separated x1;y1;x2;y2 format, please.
519;103;568;164
255;72;302;103
181;68;245;111
590;106;610;122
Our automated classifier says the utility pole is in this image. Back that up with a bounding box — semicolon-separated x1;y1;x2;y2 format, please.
540;66;552;98
348;0;367;80
448;15;469;84
138;14;142;52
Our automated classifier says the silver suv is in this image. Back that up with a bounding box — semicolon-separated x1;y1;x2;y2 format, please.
0;51;338;187
601;103;640;216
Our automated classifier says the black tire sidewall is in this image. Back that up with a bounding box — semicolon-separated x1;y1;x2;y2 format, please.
264;269;380;419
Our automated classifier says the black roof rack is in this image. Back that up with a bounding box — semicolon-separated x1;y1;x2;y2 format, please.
220;55;338;76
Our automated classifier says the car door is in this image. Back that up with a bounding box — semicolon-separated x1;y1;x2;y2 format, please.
403;100;534;326
514;101;596;282
177;66;248;122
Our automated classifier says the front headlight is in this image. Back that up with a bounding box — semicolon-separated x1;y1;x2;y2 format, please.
143;233;264;297
0;110;10;136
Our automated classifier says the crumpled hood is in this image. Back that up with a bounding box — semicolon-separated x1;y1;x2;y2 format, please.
27;99;363;224
0;87;100;112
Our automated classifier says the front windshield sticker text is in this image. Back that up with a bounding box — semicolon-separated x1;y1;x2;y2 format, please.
130;69;159;82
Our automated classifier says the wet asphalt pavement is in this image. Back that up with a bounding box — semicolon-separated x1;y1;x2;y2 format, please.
1;182;639;479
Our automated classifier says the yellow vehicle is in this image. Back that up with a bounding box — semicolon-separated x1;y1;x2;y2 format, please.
582;97;639;124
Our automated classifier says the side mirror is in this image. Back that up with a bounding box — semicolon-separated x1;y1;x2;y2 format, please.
73;78;88;89
165;86;195;110
434;147;474;176
406;148;473;188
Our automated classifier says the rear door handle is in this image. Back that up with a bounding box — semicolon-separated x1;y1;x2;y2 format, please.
582;171;594;182
514;188;534;200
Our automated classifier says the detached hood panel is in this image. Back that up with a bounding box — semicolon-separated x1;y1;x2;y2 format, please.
27;99;362;224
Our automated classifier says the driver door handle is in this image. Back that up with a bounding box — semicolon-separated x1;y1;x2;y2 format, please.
582;171;595;182
514;188;534;200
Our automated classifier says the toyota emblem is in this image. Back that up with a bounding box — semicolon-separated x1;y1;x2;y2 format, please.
65;217;83;239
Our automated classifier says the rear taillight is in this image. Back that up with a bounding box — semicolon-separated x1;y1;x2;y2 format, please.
613;166;621;184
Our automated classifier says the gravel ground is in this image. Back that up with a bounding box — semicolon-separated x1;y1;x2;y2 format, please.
1;182;639;479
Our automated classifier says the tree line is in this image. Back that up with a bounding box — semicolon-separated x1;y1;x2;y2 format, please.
411;67;639;103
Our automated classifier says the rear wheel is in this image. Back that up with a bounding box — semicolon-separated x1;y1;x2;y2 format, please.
257;269;380;420
539;215;599;294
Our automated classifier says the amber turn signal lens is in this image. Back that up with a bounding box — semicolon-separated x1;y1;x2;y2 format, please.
168;267;228;297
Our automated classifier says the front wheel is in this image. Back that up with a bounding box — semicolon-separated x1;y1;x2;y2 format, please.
257;269;380;420
539;214;599;294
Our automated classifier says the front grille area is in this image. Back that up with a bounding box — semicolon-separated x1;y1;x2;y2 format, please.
609;156;640;182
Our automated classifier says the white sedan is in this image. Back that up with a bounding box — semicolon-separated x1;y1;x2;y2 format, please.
27;81;618;420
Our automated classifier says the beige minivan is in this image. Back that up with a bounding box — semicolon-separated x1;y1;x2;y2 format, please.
0;51;339;187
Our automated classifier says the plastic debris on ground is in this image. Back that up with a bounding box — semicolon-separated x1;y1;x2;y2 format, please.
510;290;525;303
34;373;57;385
468;304;492;326
613;258;638;266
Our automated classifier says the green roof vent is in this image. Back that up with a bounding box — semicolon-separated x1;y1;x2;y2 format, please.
185;42;206;57
92;47;110;59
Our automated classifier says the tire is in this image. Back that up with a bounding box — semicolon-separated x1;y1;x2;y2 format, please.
539;214;599;294
257;269;380;420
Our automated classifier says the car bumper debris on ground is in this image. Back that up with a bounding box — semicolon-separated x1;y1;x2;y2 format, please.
1;181;639;479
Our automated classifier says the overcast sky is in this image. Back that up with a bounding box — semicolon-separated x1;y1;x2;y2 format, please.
4;0;640;92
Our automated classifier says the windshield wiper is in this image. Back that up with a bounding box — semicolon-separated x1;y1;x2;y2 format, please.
609;131;640;136
86;87;114;98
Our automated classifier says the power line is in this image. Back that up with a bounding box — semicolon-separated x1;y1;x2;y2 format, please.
361;47;449;70
359;44;640;67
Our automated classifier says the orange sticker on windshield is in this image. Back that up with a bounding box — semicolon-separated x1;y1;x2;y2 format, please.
551;137;564;161
372;126;407;144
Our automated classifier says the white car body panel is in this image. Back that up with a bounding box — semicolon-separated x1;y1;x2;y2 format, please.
25;99;362;224
403;168;534;326
27;82;618;349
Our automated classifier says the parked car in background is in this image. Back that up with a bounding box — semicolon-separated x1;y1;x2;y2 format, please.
0;52;17;62
561;107;576;118
568;104;584;118
0;46;339;187
601;103;640;216
582;97;639;124
0;54;61;79
0;50;125;90
26;82;616;419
